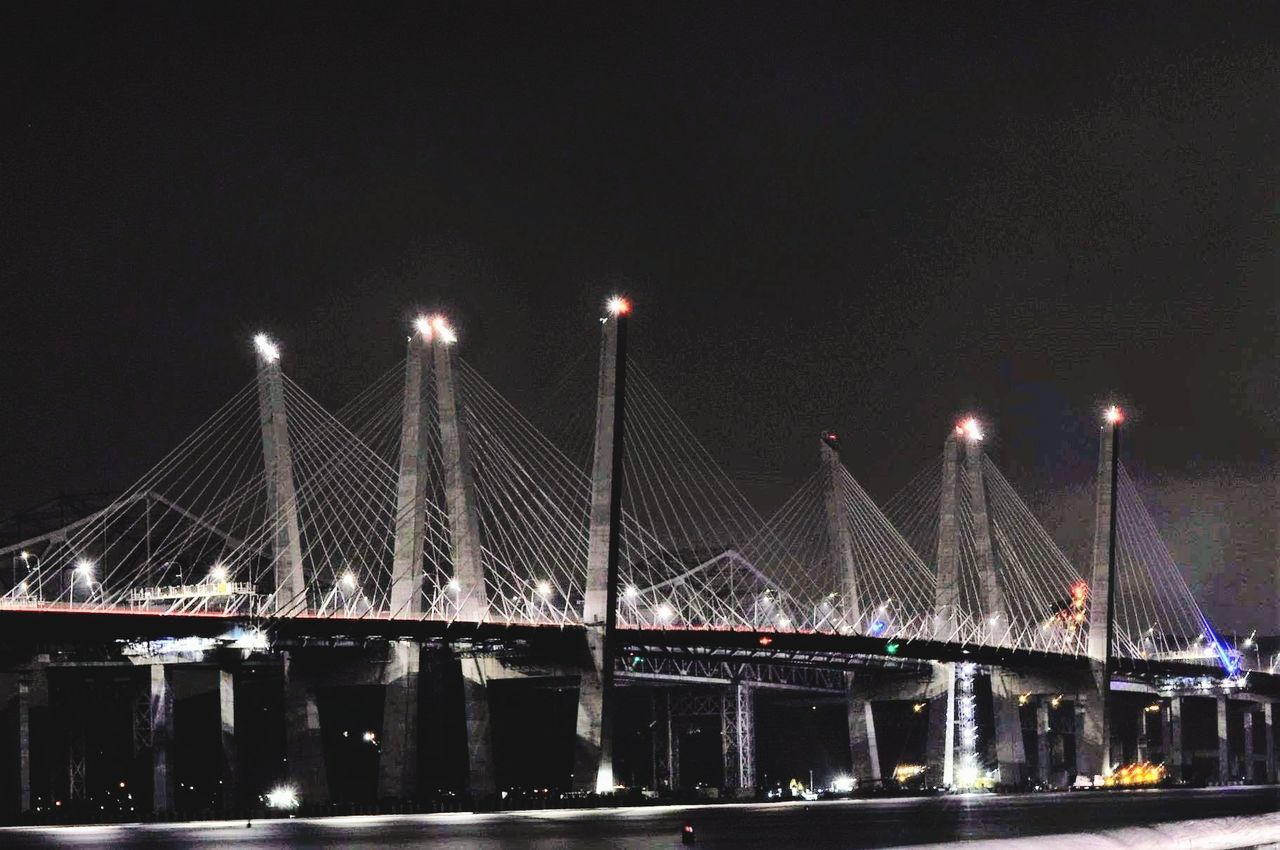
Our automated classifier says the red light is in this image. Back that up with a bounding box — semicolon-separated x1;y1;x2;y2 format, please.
1104;405;1124;425
758;635;773;646
607;296;632;316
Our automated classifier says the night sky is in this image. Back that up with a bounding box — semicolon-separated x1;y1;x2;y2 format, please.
2;3;1276;631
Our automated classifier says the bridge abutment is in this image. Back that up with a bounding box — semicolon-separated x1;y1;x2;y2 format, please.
377;640;420;800
283;652;328;806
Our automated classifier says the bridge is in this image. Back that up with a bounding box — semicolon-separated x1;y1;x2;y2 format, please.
0;298;1275;818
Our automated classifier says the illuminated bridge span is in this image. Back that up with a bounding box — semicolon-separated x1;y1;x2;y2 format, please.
0;299;1273;816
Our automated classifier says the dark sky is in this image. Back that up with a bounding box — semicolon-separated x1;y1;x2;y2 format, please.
2;3;1276;630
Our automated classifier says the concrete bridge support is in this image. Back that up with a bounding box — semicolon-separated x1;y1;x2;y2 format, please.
1217;695;1230;784
1035;698;1051;784
1166;696;1185;781
934;435;961;640
991;672;1027;787
218;669;236;807
845;674;881;787
283;653;328;806
821;434;861;628
574;302;629;793
388;329;431;618
1265;703;1277;783
149;664;175;815
460;656;499;800
1081;413;1121;780
377;641;420;800
256;337;307;615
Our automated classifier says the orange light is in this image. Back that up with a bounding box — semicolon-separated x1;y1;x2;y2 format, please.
758;635;773;646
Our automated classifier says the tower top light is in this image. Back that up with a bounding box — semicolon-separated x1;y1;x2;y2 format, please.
1104;405;1125;425
606;295;632;317
413;314;457;344
955;416;983;442
253;333;281;363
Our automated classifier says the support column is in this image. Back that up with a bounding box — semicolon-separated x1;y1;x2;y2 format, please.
17;680;31;813
1083;409;1121;779
1167;697;1185;782
821;433;861;628
1036;698;1051;784
459;656;496;800
388;328;432;617
283;653;328;805
218;670;236;809
574;298;630;793
150;664;175;815
992;672;1027;787
845;674;880;786
433;326;487;622
924;662;954;786
256;336;306;614
965;437;1006;640
721;682;755;797
1217;695;1229;784
378;641;420;800
665;691;677;790
1244;709;1256;783
934;435;961;639
1265;703;1277;783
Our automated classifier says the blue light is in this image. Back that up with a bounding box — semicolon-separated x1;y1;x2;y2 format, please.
870;620;886;635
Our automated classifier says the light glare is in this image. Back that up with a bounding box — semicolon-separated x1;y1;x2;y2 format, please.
606;295;632;316
956;416;983;442
1105;405;1125;425
253;333;280;363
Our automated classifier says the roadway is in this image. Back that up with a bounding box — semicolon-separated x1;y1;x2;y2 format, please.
2;787;1278;848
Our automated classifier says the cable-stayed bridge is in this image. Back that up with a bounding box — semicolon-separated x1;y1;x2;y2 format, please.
0;300;1274;817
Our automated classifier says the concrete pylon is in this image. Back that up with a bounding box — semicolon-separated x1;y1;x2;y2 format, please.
388;330;432;618
1264;703;1276;783
964;438;1006;640
377;640;420;800
934;434;961;639
1081;410;1121;779
924;662;956;786
283;652;328;805
845;673;881;786
991;671;1027;787
218;670;236;809
150;664;175;815
574;299;630;793
428;321;498;799
256;337;307;614
821;433;862;628
433;331;487;622
1167;697;1185;781
1217;695;1230;784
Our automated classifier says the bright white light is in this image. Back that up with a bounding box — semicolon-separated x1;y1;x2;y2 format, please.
606;295;632;316
536;580;552;597
956;416;983;442
413;315;434;339
777;616;791;629
447;578;460;592
253;333;280;363
209;564;228;583
265;785;299;810
340;571;357;591
1104;405;1125;425
74;558;94;580
361;731;377;743
19;550;30;561
831;775;855;793
431;315;457;344
657;603;674;621
624;585;638;599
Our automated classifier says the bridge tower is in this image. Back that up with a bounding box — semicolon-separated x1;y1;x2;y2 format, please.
388;321;433;617
419;316;498;800
820;432;862;629
963;424;1007;640
254;334;307;614
934;431;961;639
1082;406;1123;779
574;295;631;793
